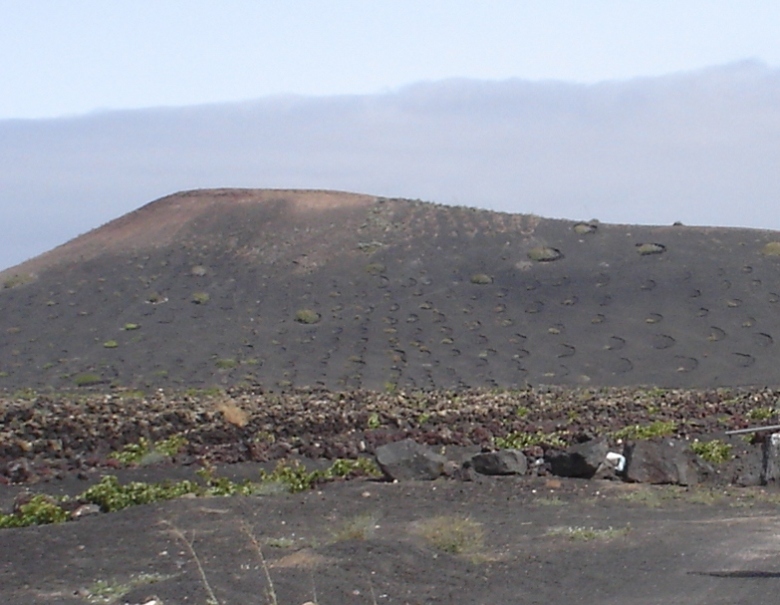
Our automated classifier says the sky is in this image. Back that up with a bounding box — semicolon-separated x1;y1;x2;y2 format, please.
2;1;780;270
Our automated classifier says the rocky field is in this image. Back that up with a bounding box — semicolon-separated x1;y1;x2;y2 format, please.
2;385;779;486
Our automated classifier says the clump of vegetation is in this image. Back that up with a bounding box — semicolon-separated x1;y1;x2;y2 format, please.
2;273;35;290
83;573;170;605
190;265;208;276
191;291;210;304
146;291;165;304
612;420;677;441
214;358;238;370
0;495;69;528
294;308;321;324
494;430;567;449
747;407;776;422
636;243;667;256
415;515;485;555
122;323;140;331
691;440;733;464
103;340;118;349
109;435;188;466
81;475;201;512
546;525;631;541
330;513;379;542
470;273;493;285
527;246;563;262
73;373;102;387
573;222;597;235
761;242;780;256
260;458;381;493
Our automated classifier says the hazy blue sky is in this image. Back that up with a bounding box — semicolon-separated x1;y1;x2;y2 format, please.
3;1;779;119
2;2;780;270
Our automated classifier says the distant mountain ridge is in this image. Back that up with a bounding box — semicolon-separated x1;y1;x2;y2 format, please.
2;188;780;391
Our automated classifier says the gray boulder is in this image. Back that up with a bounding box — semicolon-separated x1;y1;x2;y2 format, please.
546;438;609;479
623;439;710;486
375;438;448;481
470;450;528;476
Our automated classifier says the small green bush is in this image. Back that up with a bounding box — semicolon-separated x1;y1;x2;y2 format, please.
494;430;566;449
636;243;666;256
612;420;677;440
103;340;118;349
214;358;238;370
761;242;780;256
122;323;141;331
2;273;35;290
747;407;776;422
691;440;733;464
0;495;68;528
294;309;321;324
191;292;210;304
109;435;188;465
470;273;493;285
73;373;102;387
81;475;200;512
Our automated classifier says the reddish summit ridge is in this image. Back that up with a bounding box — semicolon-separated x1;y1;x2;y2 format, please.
2;189;376;278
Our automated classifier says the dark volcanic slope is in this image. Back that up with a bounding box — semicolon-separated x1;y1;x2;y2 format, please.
2;188;780;391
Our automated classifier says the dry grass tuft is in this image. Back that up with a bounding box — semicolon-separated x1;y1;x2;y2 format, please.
216;400;249;427
330;513;379;542
414;515;485;555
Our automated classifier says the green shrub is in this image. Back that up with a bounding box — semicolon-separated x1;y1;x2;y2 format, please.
191;292;210;304
73;373;102;387
214;358;238;369
494;430;566;449
761;242;780;256
122;323;141;331
81;475;200;512
294;309;320;324
470;273;493;285
0;495;68;528
109;435;188;465
636;243;666;256
2;273;35;290
612;420;677;440
747;407;776;422
103;340;118;349
690;440;733;464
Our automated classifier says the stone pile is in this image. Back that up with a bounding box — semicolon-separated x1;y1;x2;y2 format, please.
374;434;780;488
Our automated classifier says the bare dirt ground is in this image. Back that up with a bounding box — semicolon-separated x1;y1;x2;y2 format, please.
4;467;780;605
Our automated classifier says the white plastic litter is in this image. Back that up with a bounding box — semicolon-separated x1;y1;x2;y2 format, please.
605;452;626;472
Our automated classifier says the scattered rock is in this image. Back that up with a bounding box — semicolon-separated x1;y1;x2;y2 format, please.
623;439;711;486
375;439;448;481
71;504;101;520
5;458;38;484
470;450;528;476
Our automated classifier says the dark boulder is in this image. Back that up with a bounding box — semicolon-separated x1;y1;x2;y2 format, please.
546;438;609;479
375;438;448;481
623;439;711;486
470;450;528;476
